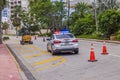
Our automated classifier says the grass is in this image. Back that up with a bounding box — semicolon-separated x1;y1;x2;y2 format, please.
76;34;108;40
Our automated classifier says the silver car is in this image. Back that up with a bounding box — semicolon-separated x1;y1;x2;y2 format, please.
47;31;79;55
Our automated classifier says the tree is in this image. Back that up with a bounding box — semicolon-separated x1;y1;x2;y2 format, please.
97;0;119;13
30;0;67;33
98;9;120;38
0;0;6;44
11;5;22;27
70;2;92;25
70;14;94;35
2;22;9;34
70;2;94;35
28;0;39;7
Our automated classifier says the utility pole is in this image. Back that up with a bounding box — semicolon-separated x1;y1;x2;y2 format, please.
60;0;63;29
67;0;70;29
94;0;98;32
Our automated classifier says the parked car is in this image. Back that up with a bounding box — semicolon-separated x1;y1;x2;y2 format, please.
47;30;79;55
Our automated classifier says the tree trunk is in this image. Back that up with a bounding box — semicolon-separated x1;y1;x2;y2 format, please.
0;6;3;44
46;28;49;33
38;26;42;34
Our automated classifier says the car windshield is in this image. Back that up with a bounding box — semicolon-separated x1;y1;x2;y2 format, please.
56;34;74;39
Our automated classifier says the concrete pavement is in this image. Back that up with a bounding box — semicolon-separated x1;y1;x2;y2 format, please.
2;36;120;80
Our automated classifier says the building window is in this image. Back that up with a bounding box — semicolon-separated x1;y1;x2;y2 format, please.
11;2;13;5
11;6;14;9
14;1;17;4
18;1;21;4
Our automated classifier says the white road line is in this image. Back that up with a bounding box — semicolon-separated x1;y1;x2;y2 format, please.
109;54;120;58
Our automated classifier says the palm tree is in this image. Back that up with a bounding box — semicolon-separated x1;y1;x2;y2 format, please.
0;0;6;44
28;0;38;7
75;2;92;18
97;0;119;13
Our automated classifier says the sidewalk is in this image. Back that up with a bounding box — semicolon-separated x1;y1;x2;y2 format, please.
0;44;22;80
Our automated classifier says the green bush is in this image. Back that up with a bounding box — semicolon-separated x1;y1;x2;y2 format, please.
38;33;52;37
115;34;120;40
3;36;10;41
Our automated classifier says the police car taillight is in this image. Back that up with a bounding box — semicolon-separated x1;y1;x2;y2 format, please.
53;40;61;44
72;39;78;42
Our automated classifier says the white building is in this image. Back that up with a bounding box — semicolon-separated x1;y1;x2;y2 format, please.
21;0;29;11
2;8;8;23
6;0;29;30
2;0;29;34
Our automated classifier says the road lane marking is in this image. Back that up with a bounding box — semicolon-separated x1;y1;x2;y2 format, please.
27;45;50;54
28;45;40;50
109;54;120;58
9;44;66;71
32;56;62;66
51;57;66;67
25;54;42;58
36;57;66;71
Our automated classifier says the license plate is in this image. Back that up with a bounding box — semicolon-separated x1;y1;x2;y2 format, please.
61;43;72;46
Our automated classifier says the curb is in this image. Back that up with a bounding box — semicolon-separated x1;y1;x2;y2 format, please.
78;38;120;44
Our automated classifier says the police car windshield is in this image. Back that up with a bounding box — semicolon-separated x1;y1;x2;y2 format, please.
56;34;74;39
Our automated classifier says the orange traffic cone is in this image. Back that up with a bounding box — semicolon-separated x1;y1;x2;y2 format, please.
34;35;37;40
88;43;97;62
101;41;108;55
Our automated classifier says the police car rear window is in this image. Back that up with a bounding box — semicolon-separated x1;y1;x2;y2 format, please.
56;34;74;39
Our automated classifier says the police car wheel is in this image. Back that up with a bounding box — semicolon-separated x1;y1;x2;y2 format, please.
47;45;50;52
74;50;79;54
51;48;56;55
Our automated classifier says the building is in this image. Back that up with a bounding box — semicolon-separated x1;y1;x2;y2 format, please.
7;0;21;30
2;8;8;23
2;0;29;34
6;0;29;31
21;0;29;11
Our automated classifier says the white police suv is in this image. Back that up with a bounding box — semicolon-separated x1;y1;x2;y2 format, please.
47;29;79;55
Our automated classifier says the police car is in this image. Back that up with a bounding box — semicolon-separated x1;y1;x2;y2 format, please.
47;29;79;55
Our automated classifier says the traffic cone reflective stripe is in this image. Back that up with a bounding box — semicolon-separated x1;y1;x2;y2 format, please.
88;43;97;62
101;41;108;55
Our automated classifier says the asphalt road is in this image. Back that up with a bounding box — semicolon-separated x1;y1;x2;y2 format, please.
5;36;120;80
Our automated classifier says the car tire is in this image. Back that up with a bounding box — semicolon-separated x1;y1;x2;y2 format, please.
51;46;56;55
74;50;79;54
47;44;51;52
29;41;33;44
51;50;56;55
20;41;24;45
